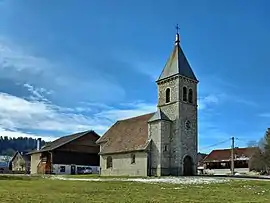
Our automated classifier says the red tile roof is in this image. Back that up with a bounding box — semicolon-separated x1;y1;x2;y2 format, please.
203;147;257;162
96;113;154;155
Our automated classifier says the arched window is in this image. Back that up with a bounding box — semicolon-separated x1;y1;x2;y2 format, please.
106;156;112;168
165;88;171;103
183;87;187;102
131;154;136;164
188;88;193;103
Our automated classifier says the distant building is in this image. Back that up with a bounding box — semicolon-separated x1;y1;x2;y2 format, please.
10;151;31;174
202;147;257;175
197;153;208;174
28;130;100;175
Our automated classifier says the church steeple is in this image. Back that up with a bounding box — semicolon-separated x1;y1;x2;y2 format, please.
157;26;198;82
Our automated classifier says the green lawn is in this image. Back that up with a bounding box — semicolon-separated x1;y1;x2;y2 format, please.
0;176;270;203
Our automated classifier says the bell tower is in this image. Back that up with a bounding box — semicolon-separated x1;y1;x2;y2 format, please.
149;25;199;176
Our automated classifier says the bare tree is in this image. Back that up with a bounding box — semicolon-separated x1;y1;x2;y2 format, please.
250;129;270;174
249;147;266;172
18;159;25;171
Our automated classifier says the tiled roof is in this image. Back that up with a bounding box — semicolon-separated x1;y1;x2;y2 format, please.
148;109;170;123
157;36;198;82
96;113;154;155
203;147;257;162
28;130;100;154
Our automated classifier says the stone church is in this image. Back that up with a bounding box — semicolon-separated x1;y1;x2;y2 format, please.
96;31;198;176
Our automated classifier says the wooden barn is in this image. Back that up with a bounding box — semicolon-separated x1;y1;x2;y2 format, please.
28;130;100;175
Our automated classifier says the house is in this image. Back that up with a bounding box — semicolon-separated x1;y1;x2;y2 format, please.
202;147;257;175
197;152;207;174
96;30;199;177
28;130;100;175
10;151;31;174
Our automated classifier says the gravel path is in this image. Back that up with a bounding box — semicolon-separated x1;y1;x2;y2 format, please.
51;176;231;185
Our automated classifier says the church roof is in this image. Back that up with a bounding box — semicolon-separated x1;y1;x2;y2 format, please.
96;113;154;155
148;109;171;122
157;34;198;82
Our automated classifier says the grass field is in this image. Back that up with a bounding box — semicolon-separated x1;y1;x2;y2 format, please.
0;176;270;203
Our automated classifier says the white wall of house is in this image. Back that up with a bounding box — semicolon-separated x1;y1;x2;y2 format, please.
30;153;41;174
52;164;100;175
204;168;250;175
100;151;148;176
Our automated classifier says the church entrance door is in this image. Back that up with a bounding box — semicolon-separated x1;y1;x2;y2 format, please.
183;155;194;176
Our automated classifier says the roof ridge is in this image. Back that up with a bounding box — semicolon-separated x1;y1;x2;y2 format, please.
212;147;254;151
28;130;99;154
118;112;155;122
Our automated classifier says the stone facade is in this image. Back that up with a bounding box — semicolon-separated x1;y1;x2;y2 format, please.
149;75;198;176
100;151;148;176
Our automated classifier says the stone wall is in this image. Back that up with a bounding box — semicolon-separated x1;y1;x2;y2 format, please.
148;120;171;176
178;77;198;175
156;75;198;176
100;151;148;176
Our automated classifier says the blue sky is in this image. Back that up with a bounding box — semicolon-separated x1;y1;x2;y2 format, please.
0;0;269;153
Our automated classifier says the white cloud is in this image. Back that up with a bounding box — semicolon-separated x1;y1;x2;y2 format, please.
23;83;53;101
198;95;219;110
0;92;107;133
0;38;48;77
0;89;157;140
96;102;156;122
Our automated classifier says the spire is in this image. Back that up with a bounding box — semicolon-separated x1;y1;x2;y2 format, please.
157;25;198;82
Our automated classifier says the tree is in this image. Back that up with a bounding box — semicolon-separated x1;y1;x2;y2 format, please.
262;129;270;171
249;129;270;174
3;148;16;157
0;137;46;155
249;147;266;172
18;159;26;171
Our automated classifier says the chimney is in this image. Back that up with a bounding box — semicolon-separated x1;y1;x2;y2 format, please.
37;138;41;150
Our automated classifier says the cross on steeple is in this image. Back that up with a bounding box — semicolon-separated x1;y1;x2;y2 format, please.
175;24;180;34
175;24;180;44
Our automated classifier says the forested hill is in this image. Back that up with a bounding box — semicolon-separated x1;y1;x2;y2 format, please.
0;136;46;156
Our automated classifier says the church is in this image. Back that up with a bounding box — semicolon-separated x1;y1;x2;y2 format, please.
96;30;199;176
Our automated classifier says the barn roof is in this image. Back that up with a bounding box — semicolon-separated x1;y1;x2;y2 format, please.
28;130;100;155
202;147;257;162
96;113;154;155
